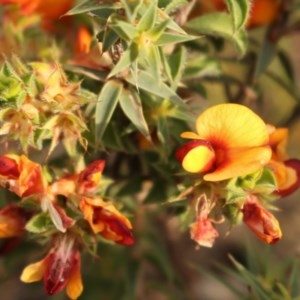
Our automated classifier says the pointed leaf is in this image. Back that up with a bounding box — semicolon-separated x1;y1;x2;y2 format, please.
126;70;184;106
119;88;150;138
25;212;54;233
65;0;119;16
96;80;123;143
108;43;139;78
155;32;198;46
185;13;248;56
137;1;157;31
225;0;250;30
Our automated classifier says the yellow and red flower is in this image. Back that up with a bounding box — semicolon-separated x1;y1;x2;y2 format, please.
51;160;106;197
176;104;272;181
79;197;134;245
21;234;82;299
267;125;300;196
242;196;282;244
0;155;46;197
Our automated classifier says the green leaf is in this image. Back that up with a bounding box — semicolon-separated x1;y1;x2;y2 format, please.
168;46;187;89
110;19;139;42
102;28;120;52
64;0;119;16
144;44;161;81
148;19;170;41
95;80;123;143
229;255;273;300
155;32;197;46
185;13;248;56
126;70;184;106
137;1;157;31
25;212;54;233
288;260;300;298
121;0;143;22
108;43;139;78
255;39;277;78
225;0;250;30
119;88;150;138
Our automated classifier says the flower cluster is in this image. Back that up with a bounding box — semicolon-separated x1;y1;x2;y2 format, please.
0;58;93;155
176;104;300;247
0;155;134;299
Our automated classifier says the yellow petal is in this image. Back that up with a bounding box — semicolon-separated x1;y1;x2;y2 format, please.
204;146;272;181
196;104;269;149
182;144;215;173
20;259;46;283
66;257;83;300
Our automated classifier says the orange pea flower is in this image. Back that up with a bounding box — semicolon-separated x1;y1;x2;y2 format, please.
0;155;46;197
176;104;272;181
242;196;282;244
21;234;82;299
0;0;74;29
267;125;300;196
51;160;106;197
79;197;134;245
0;205;28;238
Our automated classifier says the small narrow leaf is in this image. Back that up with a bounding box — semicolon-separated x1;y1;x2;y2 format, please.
121;0;143;22
108;43;139;78
225;0;250;30
185;13;248;56
64;0;119;16
110;19;139;41
126;70;184;106
137;1;157;31
119;88;150;138
96;80;123;143
155;32;198;46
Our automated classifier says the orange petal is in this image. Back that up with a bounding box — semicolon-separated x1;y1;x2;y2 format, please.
75;26;92;55
268;126;289;161
20;259;46;283
176;140;216;173
180;131;202;139
276;159;300;197
196;104;269;149
66;252;83;300
18;155;46;196
247;0;281;28
204;146;272;181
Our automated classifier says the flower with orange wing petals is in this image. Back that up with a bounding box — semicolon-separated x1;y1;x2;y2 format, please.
79;197;134;245
176;104;272;182
0;155;46;197
267;125;300;196
21;234;82;299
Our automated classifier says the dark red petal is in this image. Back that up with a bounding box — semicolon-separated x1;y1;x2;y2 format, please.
44;250;77;296
0;156;20;178
78;160;105;182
